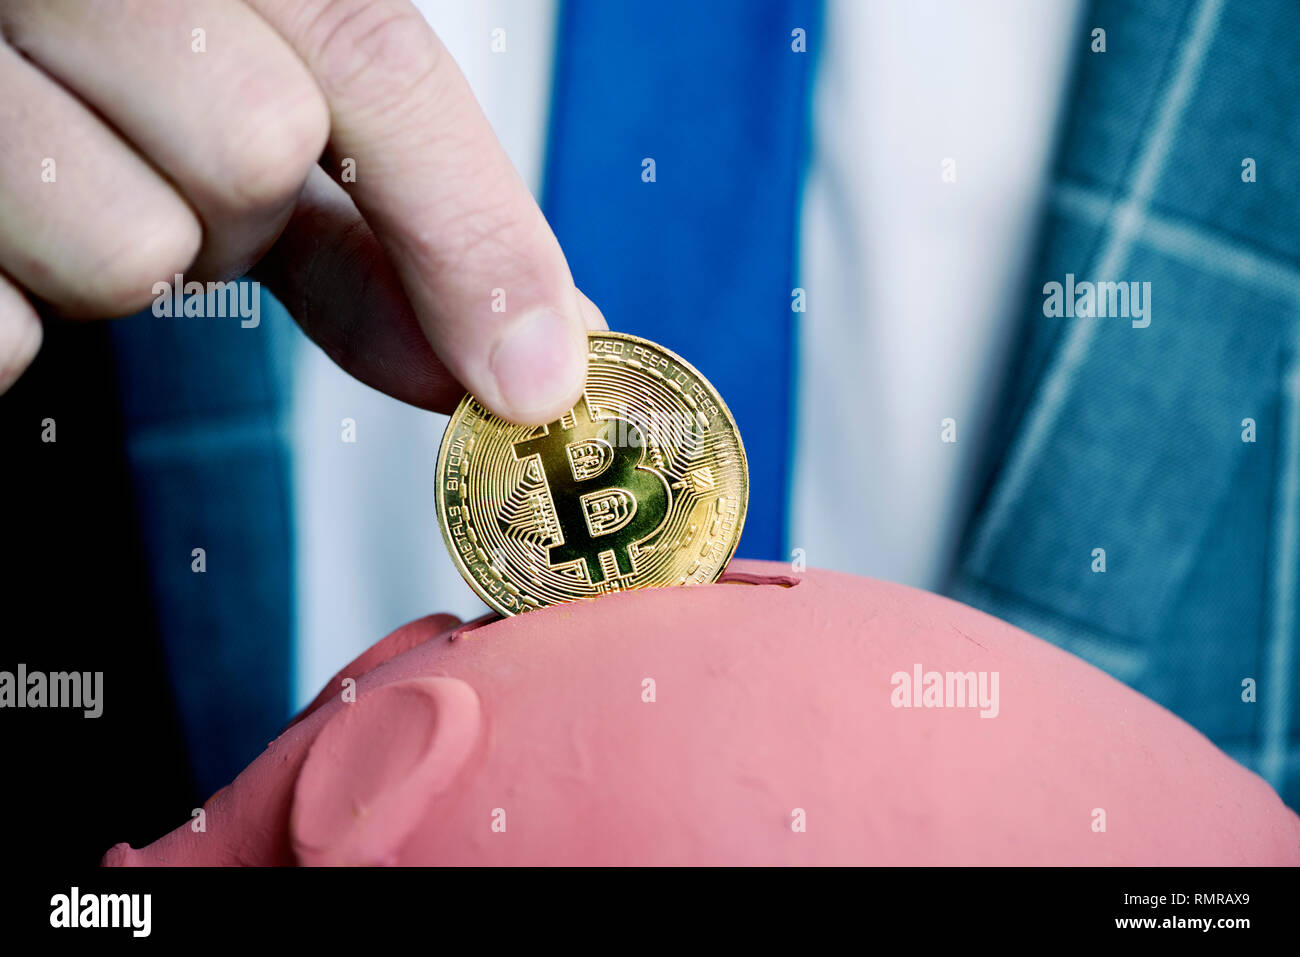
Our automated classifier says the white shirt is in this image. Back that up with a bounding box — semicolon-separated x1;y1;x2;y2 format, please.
289;0;1082;706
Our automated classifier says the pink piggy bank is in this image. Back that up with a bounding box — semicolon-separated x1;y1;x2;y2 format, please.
104;561;1300;866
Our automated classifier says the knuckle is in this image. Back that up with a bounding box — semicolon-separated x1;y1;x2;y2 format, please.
216;81;331;212
429;195;542;276
90;208;203;315
305;0;440;104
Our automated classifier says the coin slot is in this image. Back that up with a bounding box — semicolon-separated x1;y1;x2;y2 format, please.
717;570;801;588
448;612;502;641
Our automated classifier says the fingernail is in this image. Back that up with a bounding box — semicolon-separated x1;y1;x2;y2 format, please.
489;307;585;423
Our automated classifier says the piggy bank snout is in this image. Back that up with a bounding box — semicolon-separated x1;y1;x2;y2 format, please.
291;676;482;867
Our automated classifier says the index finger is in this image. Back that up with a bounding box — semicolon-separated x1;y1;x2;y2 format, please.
248;0;588;424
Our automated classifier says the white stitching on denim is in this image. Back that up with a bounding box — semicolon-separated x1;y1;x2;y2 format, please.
967;0;1228;571
1052;181;1300;297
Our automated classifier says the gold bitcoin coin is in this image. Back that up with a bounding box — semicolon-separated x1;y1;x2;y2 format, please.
436;331;749;616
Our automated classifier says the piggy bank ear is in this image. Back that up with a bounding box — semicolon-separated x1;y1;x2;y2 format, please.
290;676;481;866
286;613;464;730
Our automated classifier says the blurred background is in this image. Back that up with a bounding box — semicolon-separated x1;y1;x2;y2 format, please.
3;0;1297;864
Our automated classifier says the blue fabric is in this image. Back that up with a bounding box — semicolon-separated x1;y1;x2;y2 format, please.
542;0;823;561
109;284;295;797
951;0;1300;808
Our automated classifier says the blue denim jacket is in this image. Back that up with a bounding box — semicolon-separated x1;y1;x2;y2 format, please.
949;0;1300;807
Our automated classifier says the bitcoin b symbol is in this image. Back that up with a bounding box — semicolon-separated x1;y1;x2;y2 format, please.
512;397;671;584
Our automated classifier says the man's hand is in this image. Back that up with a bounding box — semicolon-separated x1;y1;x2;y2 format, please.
0;0;603;423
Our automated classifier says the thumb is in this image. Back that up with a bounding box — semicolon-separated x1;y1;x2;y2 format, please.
256;168;606;415
248;0;590;425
